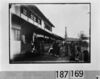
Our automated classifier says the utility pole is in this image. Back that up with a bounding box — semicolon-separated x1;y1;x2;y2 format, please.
65;26;67;42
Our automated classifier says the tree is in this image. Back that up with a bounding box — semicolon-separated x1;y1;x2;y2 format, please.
79;32;88;40
78;32;89;47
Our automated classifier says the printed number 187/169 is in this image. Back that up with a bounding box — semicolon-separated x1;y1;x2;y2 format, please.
56;71;84;78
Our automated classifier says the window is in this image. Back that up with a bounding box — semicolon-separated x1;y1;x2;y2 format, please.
36;16;38;23
21;7;42;25
30;14;34;20
38;19;42;25
23;9;27;16
30;13;42;25
33;16;36;22
21;7;27;16
13;29;20;41
45;24;52;31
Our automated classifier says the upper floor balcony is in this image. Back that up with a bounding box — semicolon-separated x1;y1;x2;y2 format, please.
10;4;54;33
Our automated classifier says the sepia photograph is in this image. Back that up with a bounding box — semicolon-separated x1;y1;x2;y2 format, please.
9;3;91;63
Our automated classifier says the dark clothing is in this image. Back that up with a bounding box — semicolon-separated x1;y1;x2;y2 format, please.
70;43;76;61
83;50;89;62
52;42;60;56
34;38;41;55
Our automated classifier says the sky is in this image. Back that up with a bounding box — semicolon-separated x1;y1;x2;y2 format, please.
35;4;90;38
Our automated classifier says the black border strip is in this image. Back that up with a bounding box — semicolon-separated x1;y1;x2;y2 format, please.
9;3;90;4
9;4;11;63
89;3;91;63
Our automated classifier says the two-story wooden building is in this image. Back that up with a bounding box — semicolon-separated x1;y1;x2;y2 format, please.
9;4;64;60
